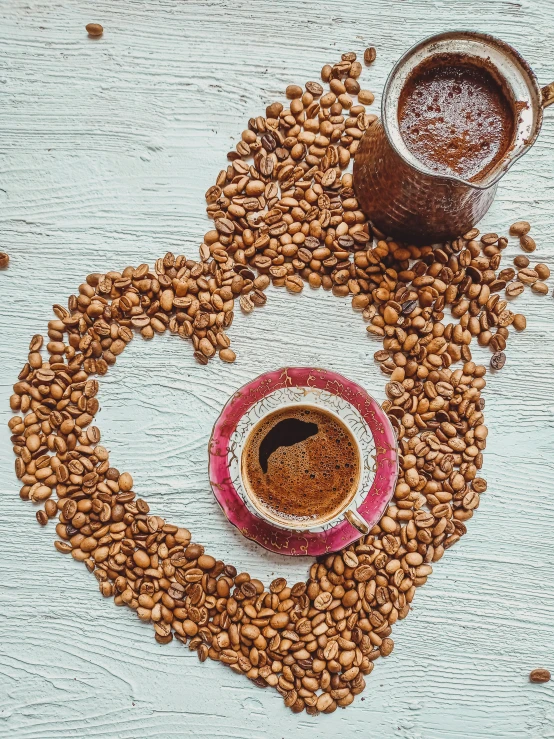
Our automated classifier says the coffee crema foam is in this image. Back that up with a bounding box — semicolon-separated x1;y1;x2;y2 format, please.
242;406;360;526
398;56;515;180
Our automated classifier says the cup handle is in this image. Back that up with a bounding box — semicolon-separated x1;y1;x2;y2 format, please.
343;509;369;535
541;82;554;108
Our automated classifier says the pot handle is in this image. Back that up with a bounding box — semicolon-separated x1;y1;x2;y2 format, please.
541;82;554;108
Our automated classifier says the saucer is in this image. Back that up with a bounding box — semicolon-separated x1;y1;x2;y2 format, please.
208;367;398;556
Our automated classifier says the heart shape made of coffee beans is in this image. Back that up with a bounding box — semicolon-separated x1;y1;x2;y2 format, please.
9;49;531;715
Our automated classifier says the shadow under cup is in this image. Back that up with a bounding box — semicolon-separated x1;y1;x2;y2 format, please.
239;404;363;531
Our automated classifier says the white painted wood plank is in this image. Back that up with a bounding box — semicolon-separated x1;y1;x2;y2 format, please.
1;1;553;737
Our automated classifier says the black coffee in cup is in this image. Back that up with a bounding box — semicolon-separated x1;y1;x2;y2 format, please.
241;405;360;527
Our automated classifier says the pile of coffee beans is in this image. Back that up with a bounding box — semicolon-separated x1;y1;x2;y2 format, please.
8;51;551;715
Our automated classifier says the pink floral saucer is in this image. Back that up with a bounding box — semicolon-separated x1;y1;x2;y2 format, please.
208;367;398;556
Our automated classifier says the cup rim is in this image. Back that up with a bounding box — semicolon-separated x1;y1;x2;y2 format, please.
238;401;364;531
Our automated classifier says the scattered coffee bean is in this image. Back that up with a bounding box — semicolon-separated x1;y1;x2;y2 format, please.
506;281;525;297
0;252;9;269
535;263;550;280
509;221;531;236
36;509;48;526
44;499;58;518
86;23;103;37
364;47;377;65
305;81;323;97
321;64;332;82
285;84;303;99
529;669;551;684
531;281;549;295
358;89;375;105
219;348;236;363
520;235;536;253
518;268;538;285
513;255;529;269
490;351;506;370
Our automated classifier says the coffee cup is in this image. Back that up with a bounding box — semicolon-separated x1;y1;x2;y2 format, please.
239;403;365;532
209;368;398;555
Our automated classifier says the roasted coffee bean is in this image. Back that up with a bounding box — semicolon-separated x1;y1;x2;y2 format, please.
86;23;104;37
520;235;536;253
364;47;376;65
358;90;374;105
36;509;48;526
219;348;236;363
531;281;549;295
506;281;525;297
306;81;323;97
241;581;257;598
513;255;530;269
285;85;303;99
490;351;506;370
529;669;551;683
509;221;531;237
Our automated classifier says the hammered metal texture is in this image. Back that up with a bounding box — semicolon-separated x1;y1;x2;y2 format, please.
353;119;497;244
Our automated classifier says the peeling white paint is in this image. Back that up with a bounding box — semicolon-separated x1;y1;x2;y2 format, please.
1;1;554;737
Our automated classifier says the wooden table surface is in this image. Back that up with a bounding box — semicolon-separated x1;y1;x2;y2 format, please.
1;1;553;737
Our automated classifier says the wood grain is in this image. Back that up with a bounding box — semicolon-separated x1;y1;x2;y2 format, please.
1;1;553;737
